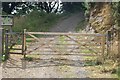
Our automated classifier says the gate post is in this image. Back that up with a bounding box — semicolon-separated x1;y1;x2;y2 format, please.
5;29;9;59
107;31;111;56
22;29;26;58
118;29;120;65
101;33;106;63
0;28;3;63
22;29;27;69
0;13;3;64
0;1;1;80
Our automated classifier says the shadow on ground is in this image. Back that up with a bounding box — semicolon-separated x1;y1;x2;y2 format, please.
2;57;85;69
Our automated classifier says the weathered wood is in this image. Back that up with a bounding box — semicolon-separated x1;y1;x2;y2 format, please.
0;15;2;63
0;28;3;63
24;29;26;57
31;43;101;46
26;50;101;54
2;28;4;55
22;30;24;55
26;38;101;42
22;29;26;58
26;37;57;54
27;46;101;49
11;48;22;50
26;32;105;36
107;31;111;56
25;53;97;56
118;29;120;64
101;34;106;63
65;35;98;54
0;3;2;79
9;52;23;54
27;33;40;42
25;30;105;60
5;29;9;59
26;38;35;41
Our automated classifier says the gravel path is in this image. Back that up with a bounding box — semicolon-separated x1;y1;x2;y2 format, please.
1;12;115;78
50;12;84;32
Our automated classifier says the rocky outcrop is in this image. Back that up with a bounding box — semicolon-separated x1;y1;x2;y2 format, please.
88;3;120;64
89;3;114;33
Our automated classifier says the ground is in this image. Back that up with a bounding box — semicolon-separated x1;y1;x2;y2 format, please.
1;12;118;78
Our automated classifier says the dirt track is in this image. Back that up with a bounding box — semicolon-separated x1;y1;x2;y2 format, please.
2;12;116;78
50;12;84;32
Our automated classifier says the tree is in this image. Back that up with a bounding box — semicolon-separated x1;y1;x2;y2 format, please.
62;2;85;13
2;2;20;14
2;1;61;15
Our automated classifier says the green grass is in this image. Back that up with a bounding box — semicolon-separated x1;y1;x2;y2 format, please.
12;10;64;32
81;49;91;53
117;67;120;79
24;56;33;61
75;19;87;32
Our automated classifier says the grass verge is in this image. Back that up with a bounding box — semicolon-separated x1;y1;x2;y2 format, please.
12;10;64;32
75;19;87;32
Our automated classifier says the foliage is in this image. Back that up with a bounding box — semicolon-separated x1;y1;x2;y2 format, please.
12;10;62;32
2;2;21;14
14;2;62;15
2;2;87;15
112;2;120;29
2;1;61;15
4;2;89;15
75;19;87;32
2;54;9;62
62;2;86;13
118;67;120;79
24;56;33;61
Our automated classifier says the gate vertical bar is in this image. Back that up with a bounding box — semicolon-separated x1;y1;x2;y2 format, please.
22;29;26;69
0;23;1;64
0;2;2;79
2;28;4;57
101;34;106;63
22;30;24;55
5;29;9;59
0;28;3;63
118;29;120;65
24;29;26;58
107;31;111;56
22;29;26;58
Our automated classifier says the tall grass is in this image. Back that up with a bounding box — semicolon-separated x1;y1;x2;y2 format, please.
12;10;63;32
118;67;120;80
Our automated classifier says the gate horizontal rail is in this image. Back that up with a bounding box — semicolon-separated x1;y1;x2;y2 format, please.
25;32;106;36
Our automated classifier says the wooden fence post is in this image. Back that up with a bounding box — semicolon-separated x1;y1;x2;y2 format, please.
5;29;9;59
22;29;26;58
2;28;4;56
0;28;4;63
101;34;106;63
107;31;111;56
118;29;120;65
0;13;2;64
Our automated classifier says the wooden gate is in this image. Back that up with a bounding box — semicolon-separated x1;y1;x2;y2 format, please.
4;29;26;59
24;31;106;62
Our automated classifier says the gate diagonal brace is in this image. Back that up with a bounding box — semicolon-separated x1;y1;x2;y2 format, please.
45;36;64;55
26;35;59;54
27;33;40;42
63;35;81;53
45;35;81;55
66;35;98;54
